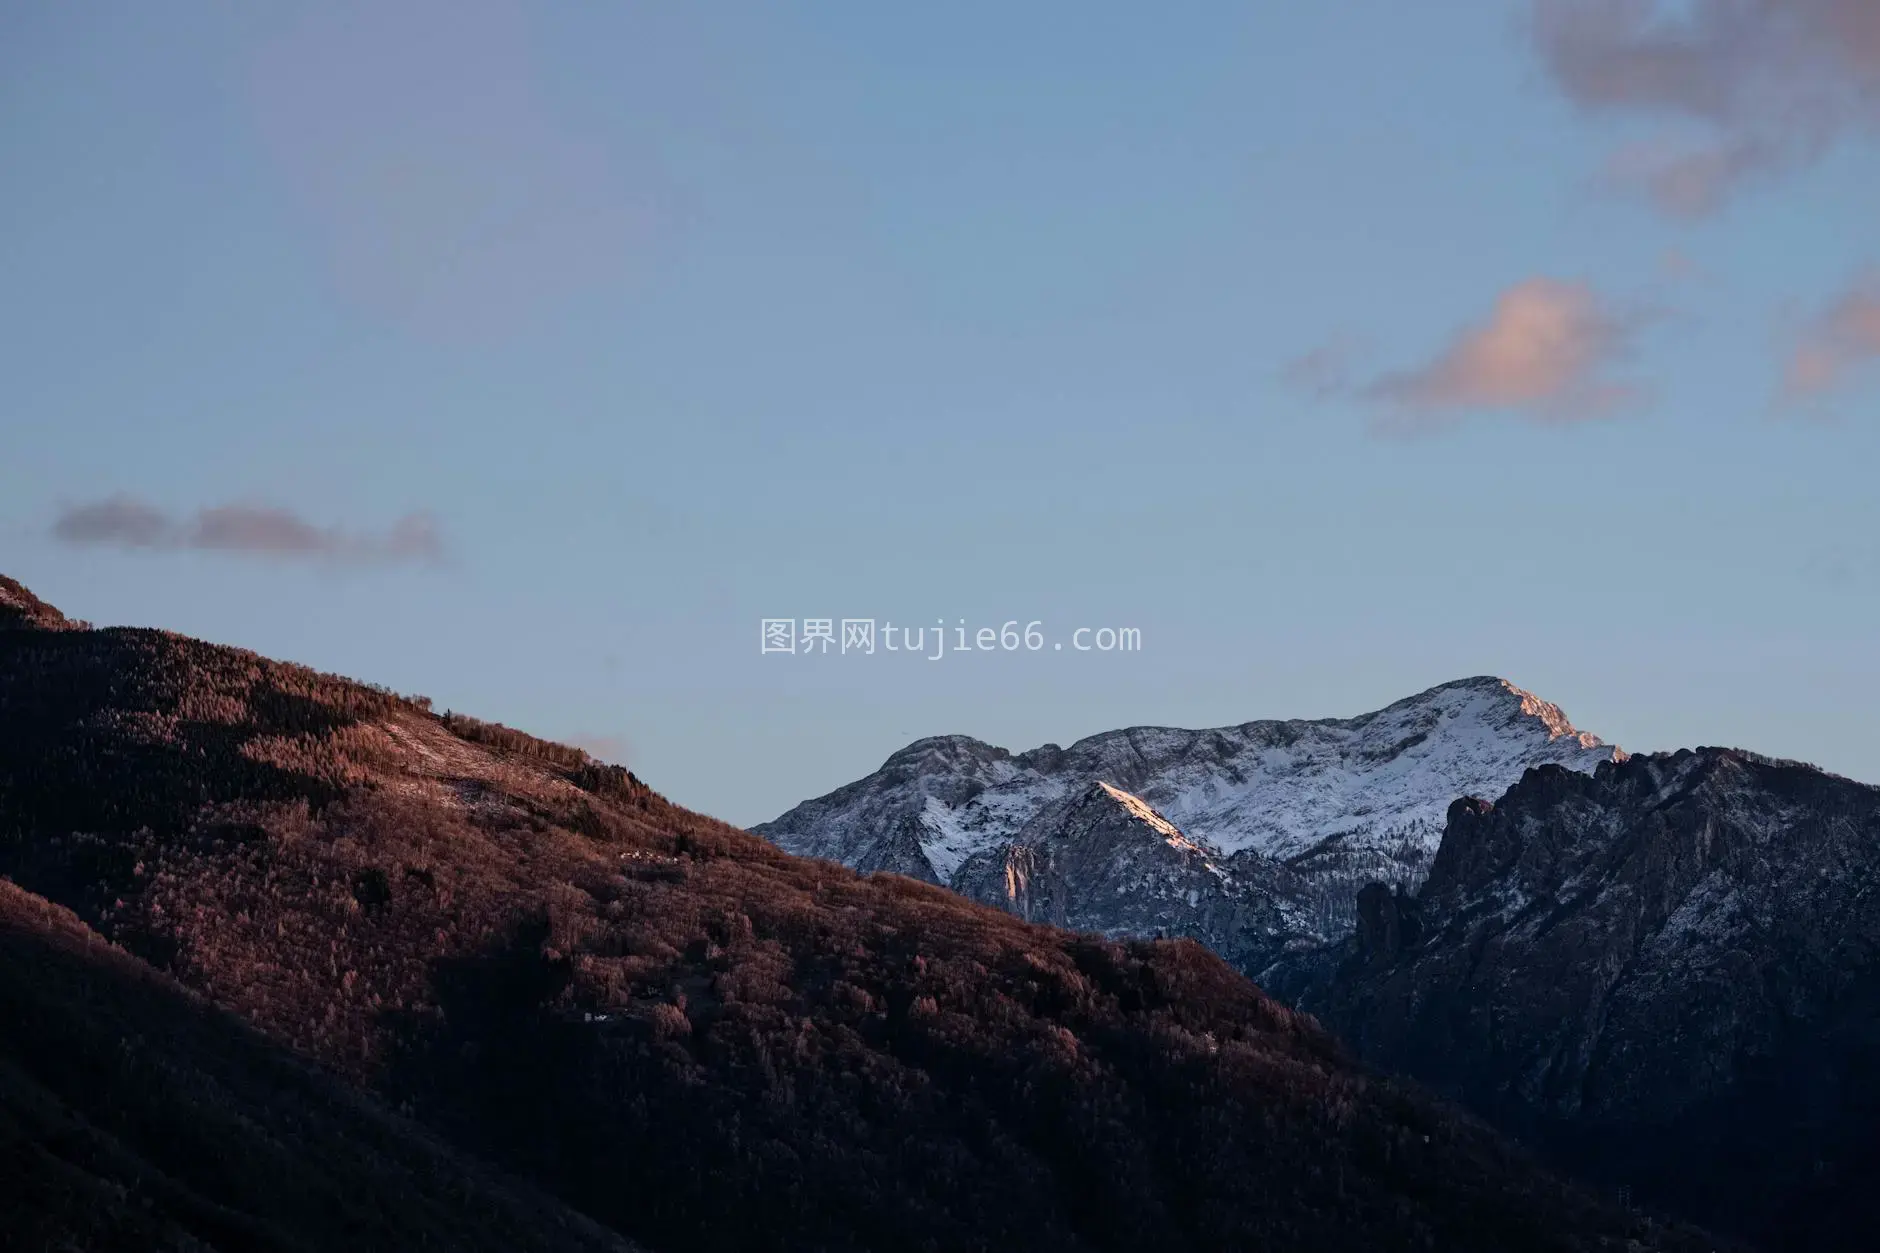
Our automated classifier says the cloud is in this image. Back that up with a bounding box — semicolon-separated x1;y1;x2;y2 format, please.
1281;337;1365;399
51;496;445;565
1784;273;1880;400
1366;279;1644;429
52;496;174;548
1534;0;1880;215
246;0;650;341
1601;132;1782;218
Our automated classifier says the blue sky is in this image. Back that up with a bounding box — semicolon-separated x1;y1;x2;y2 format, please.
5;1;1878;824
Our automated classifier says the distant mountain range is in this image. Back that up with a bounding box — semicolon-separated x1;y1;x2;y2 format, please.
0;576;1696;1253
759;677;1620;970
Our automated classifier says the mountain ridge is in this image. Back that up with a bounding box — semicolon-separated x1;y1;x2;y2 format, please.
1274;746;1880;1252
758;675;1622;966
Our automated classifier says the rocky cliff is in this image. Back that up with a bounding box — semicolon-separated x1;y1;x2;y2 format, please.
1281;748;1880;1251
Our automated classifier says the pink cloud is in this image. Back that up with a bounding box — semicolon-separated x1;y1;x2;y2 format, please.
1785;274;1880;400
1600;133;1785;219
1534;0;1880;215
1367;279;1644;430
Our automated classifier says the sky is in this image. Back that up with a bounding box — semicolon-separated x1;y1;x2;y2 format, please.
4;1;1879;825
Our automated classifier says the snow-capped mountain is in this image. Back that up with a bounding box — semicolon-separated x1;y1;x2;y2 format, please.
757;676;1621;965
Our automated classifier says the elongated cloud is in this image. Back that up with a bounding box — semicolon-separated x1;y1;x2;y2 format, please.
1367;279;1642;428
51;496;174;549
1785;274;1880;399
52;496;444;565
1534;0;1880;215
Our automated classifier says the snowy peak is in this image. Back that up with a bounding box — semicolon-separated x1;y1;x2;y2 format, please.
951;777;1309;967
1011;781;1226;871
1376;676;1611;754
756;677;1622;963
1013;781;1201;855
878;733;1011;775
1498;681;1608;752
1091;781;1202;852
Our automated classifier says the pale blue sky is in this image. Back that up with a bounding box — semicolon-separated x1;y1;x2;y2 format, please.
5;2;1878;824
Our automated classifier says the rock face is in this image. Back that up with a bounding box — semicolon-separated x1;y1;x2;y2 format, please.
1282;748;1880;1252
950;781;1315;972
759;677;1620;966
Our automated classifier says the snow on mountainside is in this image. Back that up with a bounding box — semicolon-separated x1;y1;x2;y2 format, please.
757;677;1621;966
949;780;1320;972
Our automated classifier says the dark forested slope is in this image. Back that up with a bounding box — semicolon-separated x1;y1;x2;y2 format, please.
0;578;1716;1253
0;878;636;1253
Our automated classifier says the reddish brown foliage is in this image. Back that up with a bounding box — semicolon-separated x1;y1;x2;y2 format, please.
0;880;637;1253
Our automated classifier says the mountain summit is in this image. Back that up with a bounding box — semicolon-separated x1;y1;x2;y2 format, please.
758;677;1621;968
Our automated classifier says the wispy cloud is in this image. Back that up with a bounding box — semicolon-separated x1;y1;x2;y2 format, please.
52;496;174;549
52;496;445;565
1365;279;1646;432
1784;273;1880;402
1280;336;1366;399
1533;0;1880;215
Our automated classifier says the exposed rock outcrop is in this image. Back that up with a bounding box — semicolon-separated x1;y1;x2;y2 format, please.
1282;749;1880;1251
